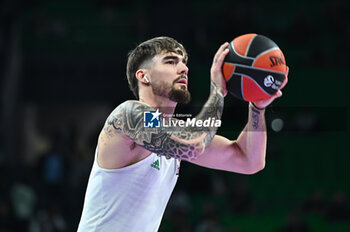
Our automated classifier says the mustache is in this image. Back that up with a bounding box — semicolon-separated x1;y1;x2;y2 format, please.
173;75;188;84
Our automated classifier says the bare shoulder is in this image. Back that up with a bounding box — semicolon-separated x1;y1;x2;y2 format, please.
97;100;155;169
101;100;156;145
105;100;154;132
99;100;149;144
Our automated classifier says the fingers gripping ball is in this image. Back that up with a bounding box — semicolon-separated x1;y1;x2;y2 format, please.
223;33;287;102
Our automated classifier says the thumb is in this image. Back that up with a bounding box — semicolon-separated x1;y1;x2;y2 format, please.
275;90;283;98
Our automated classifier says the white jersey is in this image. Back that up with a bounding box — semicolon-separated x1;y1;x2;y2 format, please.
77;149;180;232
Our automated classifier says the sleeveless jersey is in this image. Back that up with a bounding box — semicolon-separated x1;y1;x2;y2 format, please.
77;150;180;232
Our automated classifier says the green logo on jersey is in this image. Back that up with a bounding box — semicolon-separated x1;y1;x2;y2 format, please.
151;160;160;170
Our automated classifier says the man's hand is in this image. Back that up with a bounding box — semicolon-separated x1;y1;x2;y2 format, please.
253;66;289;109
211;42;230;96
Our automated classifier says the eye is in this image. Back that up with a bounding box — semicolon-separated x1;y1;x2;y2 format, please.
165;60;176;65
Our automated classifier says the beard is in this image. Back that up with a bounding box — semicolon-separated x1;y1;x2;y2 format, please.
168;86;191;104
152;78;191;104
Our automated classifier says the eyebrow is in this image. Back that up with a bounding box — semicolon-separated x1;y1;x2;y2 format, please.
162;55;187;64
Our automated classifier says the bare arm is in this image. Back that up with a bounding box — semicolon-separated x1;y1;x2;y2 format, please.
189;103;266;174
188;69;289;174
104;81;224;161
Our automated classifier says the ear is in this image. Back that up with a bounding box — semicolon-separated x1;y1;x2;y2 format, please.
136;69;150;84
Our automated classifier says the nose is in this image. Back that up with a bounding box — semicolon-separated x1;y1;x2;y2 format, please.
178;62;189;76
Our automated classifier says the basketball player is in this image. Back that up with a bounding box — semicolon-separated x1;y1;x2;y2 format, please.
77;36;288;231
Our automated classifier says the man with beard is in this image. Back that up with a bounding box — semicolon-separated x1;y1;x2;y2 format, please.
77;37;288;232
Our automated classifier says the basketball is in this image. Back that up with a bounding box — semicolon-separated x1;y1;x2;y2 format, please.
223;33;287;102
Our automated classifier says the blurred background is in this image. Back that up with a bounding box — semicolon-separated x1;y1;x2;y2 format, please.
0;0;349;231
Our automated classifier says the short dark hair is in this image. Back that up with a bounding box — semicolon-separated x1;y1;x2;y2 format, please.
126;36;188;99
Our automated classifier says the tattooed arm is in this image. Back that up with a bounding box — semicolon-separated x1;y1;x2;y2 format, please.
105;81;224;161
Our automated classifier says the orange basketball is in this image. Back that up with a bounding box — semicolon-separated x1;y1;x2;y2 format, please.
223;33;287;102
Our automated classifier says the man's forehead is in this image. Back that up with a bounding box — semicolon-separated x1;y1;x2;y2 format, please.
152;51;186;61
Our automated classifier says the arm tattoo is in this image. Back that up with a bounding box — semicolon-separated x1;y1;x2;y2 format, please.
103;81;224;161
251;107;260;129
195;81;224;145
249;104;265;131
